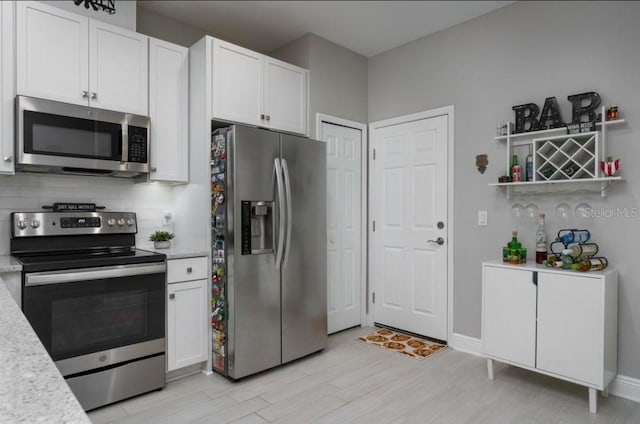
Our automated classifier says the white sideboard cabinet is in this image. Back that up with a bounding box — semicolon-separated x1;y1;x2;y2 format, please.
166;256;209;372
482;260;618;413
211;38;308;135
16;1;148;115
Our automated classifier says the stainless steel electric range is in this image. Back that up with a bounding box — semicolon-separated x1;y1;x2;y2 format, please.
11;208;167;411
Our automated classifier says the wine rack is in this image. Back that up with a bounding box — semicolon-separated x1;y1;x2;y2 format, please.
534;132;597;181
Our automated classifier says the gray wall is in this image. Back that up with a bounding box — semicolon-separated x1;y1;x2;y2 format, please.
41;0;136;30
272;34;369;137
369;0;640;378
136;6;207;47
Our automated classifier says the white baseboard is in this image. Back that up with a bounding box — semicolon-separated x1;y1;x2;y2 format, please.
449;333;482;356
609;374;640;403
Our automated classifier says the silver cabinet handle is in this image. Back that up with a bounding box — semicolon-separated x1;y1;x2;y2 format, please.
274;158;285;270
265;115;271;121
281;158;292;267
25;263;166;286
151;166;157;172
4;156;12;162
427;237;445;246
186;267;192;273
169;293;175;300
82;91;88;98
91;92;97;100
260;114;265;120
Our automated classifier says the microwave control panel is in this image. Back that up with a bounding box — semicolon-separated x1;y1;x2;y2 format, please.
127;126;148;163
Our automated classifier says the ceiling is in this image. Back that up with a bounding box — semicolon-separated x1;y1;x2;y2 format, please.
137;1;515;57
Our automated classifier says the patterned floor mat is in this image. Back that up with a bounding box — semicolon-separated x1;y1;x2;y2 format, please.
357;327;446;360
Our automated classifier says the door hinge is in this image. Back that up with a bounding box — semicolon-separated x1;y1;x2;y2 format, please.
373;149;376;160
372;292;375;304
372;220;376;232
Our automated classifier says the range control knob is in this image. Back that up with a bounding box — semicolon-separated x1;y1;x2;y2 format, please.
17;220;27;230
107;219;116;227
117;218;125;226
30;220;41;229
126;218;135;226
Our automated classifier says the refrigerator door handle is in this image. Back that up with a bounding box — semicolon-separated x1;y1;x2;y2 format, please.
274;158;286;269
282;158;293;267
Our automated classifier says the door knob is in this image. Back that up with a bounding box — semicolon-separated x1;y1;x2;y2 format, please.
265;115;271;121
260;114;265;120
82;91;88;98
91;92;97;100
169;293;175;300
4;156;12;162
428;237;445;246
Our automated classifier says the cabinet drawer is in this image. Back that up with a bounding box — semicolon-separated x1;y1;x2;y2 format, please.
167;257;207;283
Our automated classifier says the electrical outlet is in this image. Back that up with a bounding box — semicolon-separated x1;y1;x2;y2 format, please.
478;210;488;226
163;210;173;225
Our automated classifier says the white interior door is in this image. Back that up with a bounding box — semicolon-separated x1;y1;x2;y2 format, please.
321;122;362;334
371;114;448;340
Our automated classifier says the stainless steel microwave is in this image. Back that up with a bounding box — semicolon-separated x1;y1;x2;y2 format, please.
16;96;150;177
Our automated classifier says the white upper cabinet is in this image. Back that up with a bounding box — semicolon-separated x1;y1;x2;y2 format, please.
89;20;148;115
0;1;15;174
211;38;308;135
211;38;264;128
16;1;148;115
148;38;189;183
16;1;89;106
264;57;308;135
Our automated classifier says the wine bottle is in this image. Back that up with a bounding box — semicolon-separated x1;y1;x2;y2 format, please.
535;213;547;264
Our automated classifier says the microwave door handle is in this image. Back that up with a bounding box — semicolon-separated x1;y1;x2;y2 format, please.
274;158;285;270
281;159;292;268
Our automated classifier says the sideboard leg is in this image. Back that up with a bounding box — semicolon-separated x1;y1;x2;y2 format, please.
487;358;495;380
589;387;598;413
602;387;609;398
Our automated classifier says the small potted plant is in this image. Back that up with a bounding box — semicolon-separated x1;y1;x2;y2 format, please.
149;230;175;249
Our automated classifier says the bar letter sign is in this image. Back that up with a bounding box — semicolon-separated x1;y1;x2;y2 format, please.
74;0;116;15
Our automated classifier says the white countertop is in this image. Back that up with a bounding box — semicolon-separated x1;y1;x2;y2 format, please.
139;246;209;260
483;259;616;277
0;278;90;424
0;255;23;273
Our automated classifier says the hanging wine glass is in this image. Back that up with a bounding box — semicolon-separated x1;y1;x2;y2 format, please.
511;202;525;221
555;202;571;219
574;191;592;219
524;203;539;222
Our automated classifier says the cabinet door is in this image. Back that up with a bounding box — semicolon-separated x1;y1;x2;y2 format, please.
537;272;603;386
482;265;537;368
16;1;89;106
167;279;208;372
264;57;308;135
89;20;148;115
211;39;263;126
149;38;188;183
0;1;14;174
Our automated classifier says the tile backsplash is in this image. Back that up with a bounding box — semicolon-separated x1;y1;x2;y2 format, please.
0;172;176;255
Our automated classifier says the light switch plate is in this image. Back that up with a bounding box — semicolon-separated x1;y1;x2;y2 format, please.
478;210;488;226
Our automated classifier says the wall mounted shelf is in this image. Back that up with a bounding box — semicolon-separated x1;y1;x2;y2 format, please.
492;107;625;199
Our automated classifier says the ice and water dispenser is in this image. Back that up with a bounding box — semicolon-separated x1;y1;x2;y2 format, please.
241;201;274;255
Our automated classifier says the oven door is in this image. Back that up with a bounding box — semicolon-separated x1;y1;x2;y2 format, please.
22;262;166;377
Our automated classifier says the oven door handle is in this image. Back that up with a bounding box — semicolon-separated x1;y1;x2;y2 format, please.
24;263;167;287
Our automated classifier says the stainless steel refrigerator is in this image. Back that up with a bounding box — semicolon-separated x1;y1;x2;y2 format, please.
210;124;327;379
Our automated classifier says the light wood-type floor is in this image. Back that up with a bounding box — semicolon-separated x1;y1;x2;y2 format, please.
88;326;640;424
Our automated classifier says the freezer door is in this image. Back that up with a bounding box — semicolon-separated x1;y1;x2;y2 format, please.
280;134;328;363
228;125;282;379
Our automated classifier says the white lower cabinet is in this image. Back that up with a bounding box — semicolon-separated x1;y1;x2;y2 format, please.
167;257;208;372
482;260;618;413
